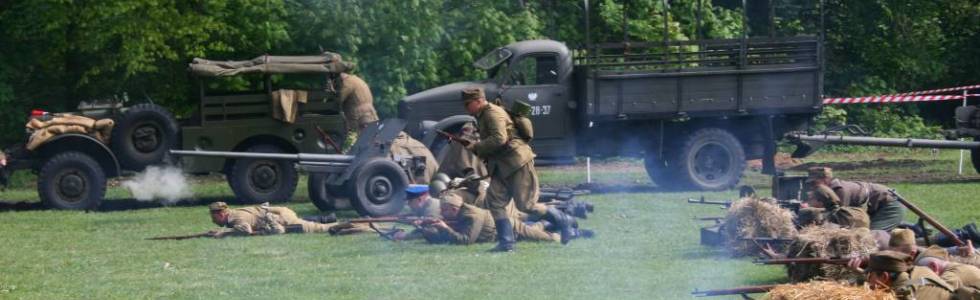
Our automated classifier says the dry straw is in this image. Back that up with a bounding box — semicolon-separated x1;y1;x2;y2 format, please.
766;281;896;300
784;226;878;282
722;197;798;256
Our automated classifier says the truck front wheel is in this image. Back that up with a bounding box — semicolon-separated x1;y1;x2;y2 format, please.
672;128;746;191
227;144;298;204
38;151;106;210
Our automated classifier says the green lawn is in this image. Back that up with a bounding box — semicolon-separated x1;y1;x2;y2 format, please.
1;149;978;299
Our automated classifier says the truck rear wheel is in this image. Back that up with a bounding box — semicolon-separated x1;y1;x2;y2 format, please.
350;158;408;217
672;128;746;191
110;103;178;171
38;151;106;210
643;152;676;188
227;144;298;204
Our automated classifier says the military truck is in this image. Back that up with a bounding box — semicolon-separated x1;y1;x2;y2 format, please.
0;53;350;209
400;3;823;190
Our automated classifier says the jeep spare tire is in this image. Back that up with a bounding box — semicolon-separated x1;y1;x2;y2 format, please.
110;103;178;171
227;144;298;204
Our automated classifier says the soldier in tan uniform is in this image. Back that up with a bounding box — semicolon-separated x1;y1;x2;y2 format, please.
390;132;439;183
808;167;906;231
422;195;587;245
461;87;576;251
807;185;871;229
207;202;364;237
336;72;379;148
437;122;488;179
916;247;980;299
865;250;955;300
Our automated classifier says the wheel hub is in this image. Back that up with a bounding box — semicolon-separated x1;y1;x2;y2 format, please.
693;143;731;183
57;172;86;201
132;125;160;153
250;164;278;191
366;176;393;204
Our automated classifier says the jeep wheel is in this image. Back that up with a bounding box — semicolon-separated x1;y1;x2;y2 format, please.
308;172;349;211
350;158;408;217
38;152;106;210
227;144;298;204
110;103;178;171
672;128;746;191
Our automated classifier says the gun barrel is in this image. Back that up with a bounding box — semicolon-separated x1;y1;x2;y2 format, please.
788;134;980;150
890;190;965;246
687;198;731;206
692;284;777;297
754;257;850;265
170;150;354;163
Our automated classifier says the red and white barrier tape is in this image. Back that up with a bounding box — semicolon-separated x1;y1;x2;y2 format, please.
823;95;966;104
892;84;980;96
822;84;979;105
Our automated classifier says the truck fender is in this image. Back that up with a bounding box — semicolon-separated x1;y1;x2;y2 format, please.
421;115;476;149
34;134;122;178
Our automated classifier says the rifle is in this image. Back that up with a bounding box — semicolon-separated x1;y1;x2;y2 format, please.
739;237;796;244
754;257;851;265
890;189;966;247
435;129;472;147
539;188;589;203
345;216;448;227
315;125;343;153
692;284;776;297
687;196;732;207
147;232;213;240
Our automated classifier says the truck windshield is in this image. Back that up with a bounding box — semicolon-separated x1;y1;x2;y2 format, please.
473;47;512;70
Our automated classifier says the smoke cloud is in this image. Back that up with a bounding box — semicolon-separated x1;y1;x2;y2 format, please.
122;166;193;205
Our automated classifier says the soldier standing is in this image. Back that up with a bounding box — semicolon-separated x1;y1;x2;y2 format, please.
807;167;906;231
460;87;575;252
336;71;380;147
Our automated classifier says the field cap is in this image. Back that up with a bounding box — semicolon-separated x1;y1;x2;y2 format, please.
461;87;485;103
868;250;913;273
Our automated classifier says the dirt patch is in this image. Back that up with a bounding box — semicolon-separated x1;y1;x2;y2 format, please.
746;153;804;171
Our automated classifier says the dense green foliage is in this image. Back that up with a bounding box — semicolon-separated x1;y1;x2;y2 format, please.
0;0;977;144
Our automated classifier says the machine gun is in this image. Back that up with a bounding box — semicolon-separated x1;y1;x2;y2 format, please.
692;284;776;297
890;189;966;247
172;119;419;217
688;196;803;212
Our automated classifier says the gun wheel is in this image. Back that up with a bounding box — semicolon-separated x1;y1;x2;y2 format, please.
350;158;408;217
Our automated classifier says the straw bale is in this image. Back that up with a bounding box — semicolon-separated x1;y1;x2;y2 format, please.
784;226;878;282
722;197;798;256
765;281;896;300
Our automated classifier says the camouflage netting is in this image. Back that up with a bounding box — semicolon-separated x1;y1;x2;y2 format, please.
784;226;878;282
765;281;896;300
722;197;798;256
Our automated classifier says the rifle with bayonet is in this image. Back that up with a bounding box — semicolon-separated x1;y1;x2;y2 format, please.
692;284;777;297
890;189;966;247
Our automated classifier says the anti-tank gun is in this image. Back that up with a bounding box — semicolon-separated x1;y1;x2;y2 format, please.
172;119;423;217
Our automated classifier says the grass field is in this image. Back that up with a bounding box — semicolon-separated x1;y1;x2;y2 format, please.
1;149;979;299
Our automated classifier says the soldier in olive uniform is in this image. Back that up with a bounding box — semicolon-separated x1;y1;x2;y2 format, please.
807;185;871;229
207;202;364;237
460;87;575;251
423;195;579;245
807;167;906;231
865;250;955;300
437;122;488;179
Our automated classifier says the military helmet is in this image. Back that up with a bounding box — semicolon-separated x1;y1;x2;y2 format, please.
429;180;447;196
432;173;451;185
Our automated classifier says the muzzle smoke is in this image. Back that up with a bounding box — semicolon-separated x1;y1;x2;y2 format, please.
122;166;192;204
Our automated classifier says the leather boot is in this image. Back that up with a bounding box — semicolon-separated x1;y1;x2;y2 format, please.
963;223;980;244
491;218;515;252
544;207;575;244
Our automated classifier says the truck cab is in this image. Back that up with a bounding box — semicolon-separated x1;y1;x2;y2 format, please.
400;40;578;164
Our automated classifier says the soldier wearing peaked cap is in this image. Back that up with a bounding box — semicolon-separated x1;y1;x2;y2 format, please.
865;250;954;300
